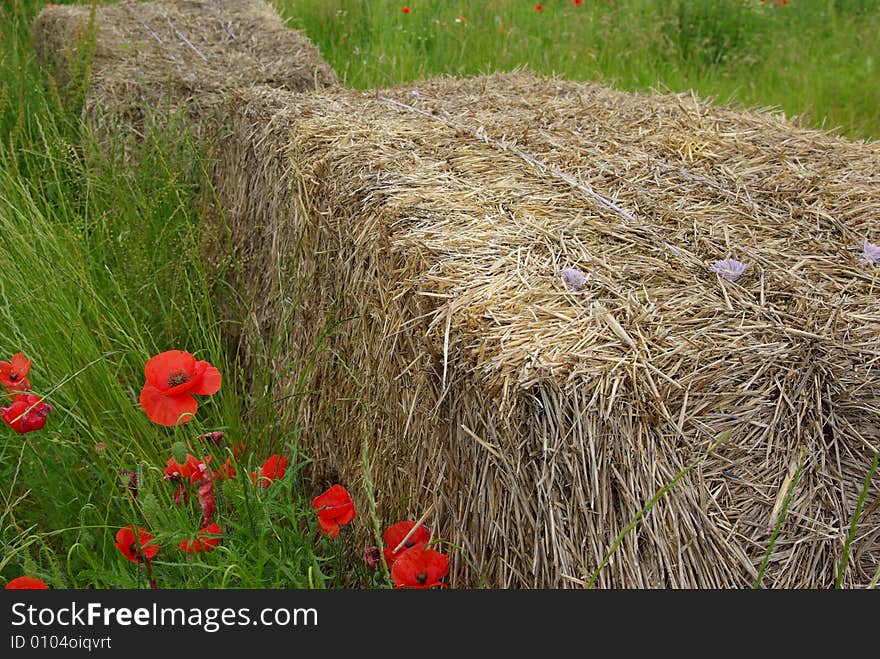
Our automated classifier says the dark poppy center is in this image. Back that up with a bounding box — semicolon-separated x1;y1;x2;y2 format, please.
128;542;144;563
405;540;415;548
416;572;428;585
166;369;191;387
8;373;18;381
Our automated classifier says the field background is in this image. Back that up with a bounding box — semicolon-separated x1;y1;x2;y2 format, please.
1;0;877;589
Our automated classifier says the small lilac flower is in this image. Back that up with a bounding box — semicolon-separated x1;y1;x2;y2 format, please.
860;239;880;265
709;258;748;282
561;267;586;292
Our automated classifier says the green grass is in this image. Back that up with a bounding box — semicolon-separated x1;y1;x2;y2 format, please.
1;0;878;590
280;0;880;140
0;0;360;589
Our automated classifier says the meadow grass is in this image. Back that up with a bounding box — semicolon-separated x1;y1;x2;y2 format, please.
1;0;877;589
281;0;880;140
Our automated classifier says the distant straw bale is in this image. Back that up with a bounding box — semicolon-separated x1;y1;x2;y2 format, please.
31;0;337;141
215;72;880;588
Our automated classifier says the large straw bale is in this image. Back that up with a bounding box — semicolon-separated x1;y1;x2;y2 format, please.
213;72;879;588
31;0;337;140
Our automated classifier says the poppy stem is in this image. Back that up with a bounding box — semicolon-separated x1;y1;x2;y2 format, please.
145;559;158;590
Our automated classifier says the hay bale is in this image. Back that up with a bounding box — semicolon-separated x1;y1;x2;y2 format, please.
31;0;337;141
213;72;880;588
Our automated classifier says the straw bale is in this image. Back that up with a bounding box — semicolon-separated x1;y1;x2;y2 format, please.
214;72;879;588
31;0;337;141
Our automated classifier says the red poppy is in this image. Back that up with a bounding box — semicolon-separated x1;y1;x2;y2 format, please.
196;470;215;526
535;3;544;10
401;5;410;13
363;546;381;571
5;576;49;589
163;453;210;484
390;548;449;589
0;353;31;392
312;484;356;538
250;454;288;487
119;469;138;498
139;350;221;426
1;394;51;434
115;525;159;564
179;522;222;553
201;430;224;444
383;520;431;566
573;0;583;4
213;456;236;481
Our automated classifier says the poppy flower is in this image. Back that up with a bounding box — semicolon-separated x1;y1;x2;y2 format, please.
1;394;51;434
139;350;221;426
163;453;210;484
0;353;31;392
250;454;288;487
196;470;215;526
213;456;236;481
119;469;138;498
535;3;544;10
201;430;224;444
115;525;159;564
312;484;356;538
401;6;410;13
390;548;449;589
179;522;222;553
383;520;432;566
5;576;49;590
363;546;381;571
573;0;583;5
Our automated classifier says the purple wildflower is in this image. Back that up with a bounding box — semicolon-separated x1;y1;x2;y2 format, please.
860;239;880;265
709;258;748;282
561;267;586;292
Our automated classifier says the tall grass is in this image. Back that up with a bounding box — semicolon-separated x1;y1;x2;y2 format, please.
0;0;340;589
280;0;880;139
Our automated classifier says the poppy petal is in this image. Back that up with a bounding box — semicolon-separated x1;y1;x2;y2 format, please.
5;576;49;590
139;385;197;426
318;516;340;537
10;353;30;375
144;350;196;390
190;362;222;396
335;506;356;526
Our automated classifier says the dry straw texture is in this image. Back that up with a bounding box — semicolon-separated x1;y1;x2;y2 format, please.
212;72;880;588
31;0;337;140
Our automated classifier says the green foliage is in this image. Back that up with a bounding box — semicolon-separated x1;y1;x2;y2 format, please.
280;0;880;139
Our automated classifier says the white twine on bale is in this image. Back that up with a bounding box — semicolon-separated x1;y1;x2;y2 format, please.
165;17;208;61
139;21;164;44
